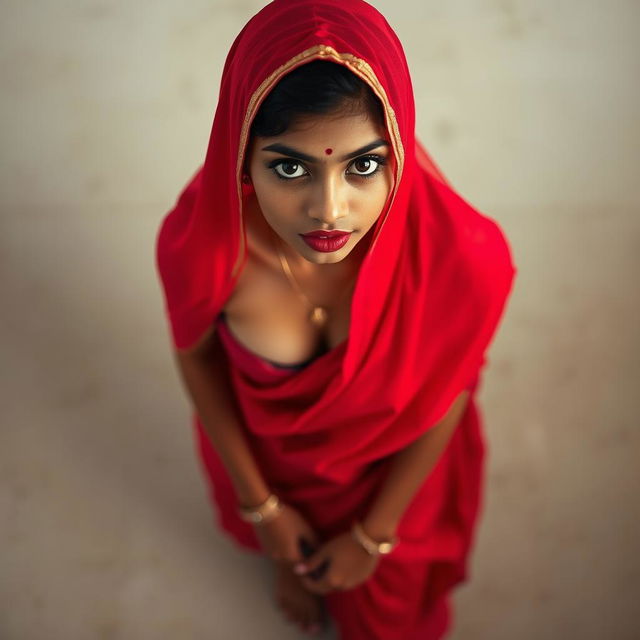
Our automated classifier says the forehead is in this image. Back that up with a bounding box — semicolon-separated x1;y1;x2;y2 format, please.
255;110;387;149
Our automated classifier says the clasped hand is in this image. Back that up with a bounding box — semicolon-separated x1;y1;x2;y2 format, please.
293;530;380;594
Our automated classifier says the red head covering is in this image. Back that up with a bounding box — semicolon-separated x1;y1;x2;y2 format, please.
156;0;515;566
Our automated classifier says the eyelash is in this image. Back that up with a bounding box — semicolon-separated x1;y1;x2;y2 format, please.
268;154;387;181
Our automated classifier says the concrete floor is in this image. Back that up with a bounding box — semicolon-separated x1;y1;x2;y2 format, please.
2;1;639;638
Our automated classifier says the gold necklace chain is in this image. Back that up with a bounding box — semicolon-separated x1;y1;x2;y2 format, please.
272;234;357;328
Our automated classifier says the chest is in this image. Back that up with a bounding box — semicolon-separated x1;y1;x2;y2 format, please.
222;218;357;366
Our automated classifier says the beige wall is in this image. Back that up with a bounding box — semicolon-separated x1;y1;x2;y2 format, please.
2;1;638;638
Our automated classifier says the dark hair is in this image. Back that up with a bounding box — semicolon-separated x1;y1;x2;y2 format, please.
249;60;385;138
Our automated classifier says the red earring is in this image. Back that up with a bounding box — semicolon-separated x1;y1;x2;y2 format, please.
242;174;252;185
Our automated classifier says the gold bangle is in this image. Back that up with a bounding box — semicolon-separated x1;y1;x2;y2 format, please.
238;494;283;524
351;521;399;556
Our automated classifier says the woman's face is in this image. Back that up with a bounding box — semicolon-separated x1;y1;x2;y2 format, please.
247;107;393;265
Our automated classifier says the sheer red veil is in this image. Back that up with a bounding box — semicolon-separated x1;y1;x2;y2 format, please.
156;0;516;569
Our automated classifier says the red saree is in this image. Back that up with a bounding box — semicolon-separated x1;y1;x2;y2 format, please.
155;1;517;638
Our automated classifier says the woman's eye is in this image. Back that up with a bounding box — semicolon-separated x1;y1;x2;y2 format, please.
347;156;382;177
273;161;307;179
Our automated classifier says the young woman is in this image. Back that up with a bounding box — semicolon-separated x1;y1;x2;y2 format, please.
155;1;516;638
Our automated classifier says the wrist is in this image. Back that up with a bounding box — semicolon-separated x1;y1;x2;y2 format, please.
237;492;284;524
360;515;398;541
237;487;272;510
351;520;399;556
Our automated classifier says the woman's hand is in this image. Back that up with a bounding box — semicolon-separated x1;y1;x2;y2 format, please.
293;531;380;594
252;503;321;567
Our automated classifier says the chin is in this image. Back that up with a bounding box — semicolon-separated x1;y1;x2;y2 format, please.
297;240;354;264
300;249;346;264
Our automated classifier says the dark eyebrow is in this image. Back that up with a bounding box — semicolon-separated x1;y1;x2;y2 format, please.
261;143;316;163
338;139;389;162
260;138;389;163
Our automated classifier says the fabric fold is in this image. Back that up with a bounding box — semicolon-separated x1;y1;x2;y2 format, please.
155;1;517;637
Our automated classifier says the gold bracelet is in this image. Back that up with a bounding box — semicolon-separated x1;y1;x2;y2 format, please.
351;521;399;556
237;494;283;524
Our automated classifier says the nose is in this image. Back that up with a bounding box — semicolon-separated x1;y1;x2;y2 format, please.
307;174;348;227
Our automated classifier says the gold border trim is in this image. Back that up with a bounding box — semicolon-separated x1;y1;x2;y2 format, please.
232;45;405;278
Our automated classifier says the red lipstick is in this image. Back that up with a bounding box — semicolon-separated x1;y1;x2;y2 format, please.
300;230;352;253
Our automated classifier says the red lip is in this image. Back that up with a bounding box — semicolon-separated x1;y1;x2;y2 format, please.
301;230;352;238
300;231;352;253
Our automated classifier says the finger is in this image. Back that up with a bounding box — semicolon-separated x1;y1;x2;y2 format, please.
300;575;330;595
296;564;326;582
301;574;343;595
286;540;316;565
308;558;331;580
298;537;317;558
295;556;330;578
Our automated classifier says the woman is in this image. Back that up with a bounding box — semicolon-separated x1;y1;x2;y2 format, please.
155;1;516;638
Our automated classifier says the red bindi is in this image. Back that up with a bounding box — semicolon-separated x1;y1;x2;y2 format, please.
324;148;333;155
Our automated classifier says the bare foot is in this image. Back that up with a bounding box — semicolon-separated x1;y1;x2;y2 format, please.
273;561;326;635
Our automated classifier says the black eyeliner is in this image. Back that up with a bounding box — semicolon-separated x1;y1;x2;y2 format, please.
266;153;388;181
266;158;309;180
348;154;387;179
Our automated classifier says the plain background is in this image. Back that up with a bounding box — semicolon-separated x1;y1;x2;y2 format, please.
1;1;638;638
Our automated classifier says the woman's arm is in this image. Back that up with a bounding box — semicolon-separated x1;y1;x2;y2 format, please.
173;330;271;509
361;390;471;540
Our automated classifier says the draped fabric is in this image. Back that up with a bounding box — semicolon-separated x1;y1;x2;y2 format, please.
155;1;517;637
